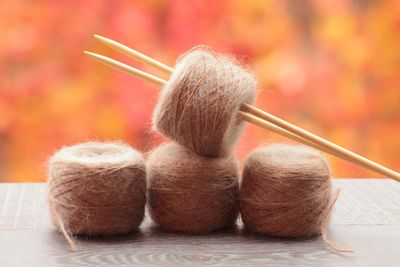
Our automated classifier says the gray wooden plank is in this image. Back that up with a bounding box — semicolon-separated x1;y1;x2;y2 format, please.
332;179;400;225
0;183;50;229
1;180;400;266
0;226;399;267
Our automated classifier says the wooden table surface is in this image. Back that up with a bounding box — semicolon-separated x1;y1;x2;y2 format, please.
1;179;400;267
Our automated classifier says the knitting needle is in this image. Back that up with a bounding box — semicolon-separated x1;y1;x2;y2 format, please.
93;34;174;74
85;36;400;182
96;40;399;182
84;51;166;86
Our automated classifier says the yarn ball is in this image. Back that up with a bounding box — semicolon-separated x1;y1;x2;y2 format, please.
240;144;333;238
147;143;239;233
48;141;146;236
152;47;257;157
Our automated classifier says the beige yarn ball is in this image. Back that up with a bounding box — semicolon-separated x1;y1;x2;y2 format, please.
48;141;146;236
152;47;257;157
147;143;239;234
240;144;334;238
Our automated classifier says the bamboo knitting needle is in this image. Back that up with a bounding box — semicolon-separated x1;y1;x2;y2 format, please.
94;34;174;74
85;35;400;182
84;51;166;86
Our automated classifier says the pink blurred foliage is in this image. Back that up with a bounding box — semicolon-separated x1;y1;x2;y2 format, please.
0;0;399;181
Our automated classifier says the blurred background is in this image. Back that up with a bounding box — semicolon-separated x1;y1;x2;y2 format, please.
0;0;399;181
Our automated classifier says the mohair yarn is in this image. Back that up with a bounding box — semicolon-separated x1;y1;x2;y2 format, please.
48;141;146;247
147;143;239;234
240;144;335;238
152;47;257;157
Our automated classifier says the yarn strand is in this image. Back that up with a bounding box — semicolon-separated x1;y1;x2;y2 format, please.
57;215;78;251
320;188;353;253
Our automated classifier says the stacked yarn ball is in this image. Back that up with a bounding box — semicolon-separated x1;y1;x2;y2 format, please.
240;144;334;238
147;47;257;233
153;47;257;157
147;143;239;233
48;142;146;236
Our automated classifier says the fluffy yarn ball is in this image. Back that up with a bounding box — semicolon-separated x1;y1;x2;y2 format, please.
240;144;334;238
153;47;257;157
48;141;146;236
147;143;239;233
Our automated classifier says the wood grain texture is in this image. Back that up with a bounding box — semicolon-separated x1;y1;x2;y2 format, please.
1;179;400;266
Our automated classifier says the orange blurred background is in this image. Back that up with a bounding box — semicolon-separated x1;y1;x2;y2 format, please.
1;0;399;181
